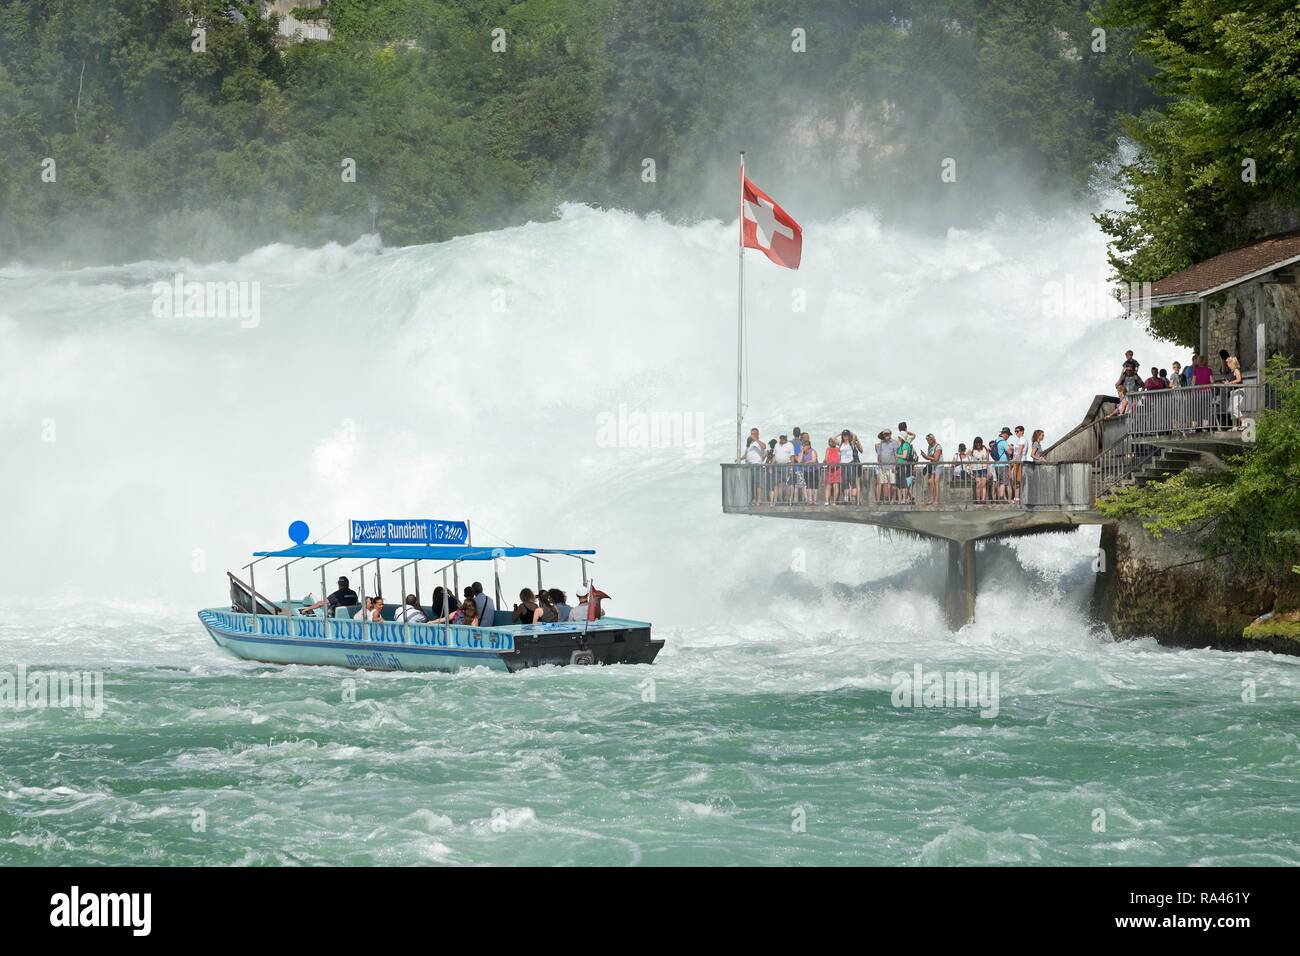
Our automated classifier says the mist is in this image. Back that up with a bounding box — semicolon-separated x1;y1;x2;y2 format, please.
0;1;1153;267
0;190;1169;627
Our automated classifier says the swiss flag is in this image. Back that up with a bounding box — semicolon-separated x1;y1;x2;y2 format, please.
741;174;802;269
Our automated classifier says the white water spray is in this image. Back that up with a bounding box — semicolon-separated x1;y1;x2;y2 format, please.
0;203;1167;631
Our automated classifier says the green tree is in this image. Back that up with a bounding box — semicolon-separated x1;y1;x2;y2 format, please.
1095;0;1300;346
1099;357;1300;573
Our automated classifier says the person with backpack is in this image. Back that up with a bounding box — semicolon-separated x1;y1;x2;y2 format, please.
895;429;918;504
992;427;1013;500
1009;425;1027;504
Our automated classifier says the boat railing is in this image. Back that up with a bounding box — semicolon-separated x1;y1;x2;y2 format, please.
205;607;519;652
207;606;635;654
227;571;282;616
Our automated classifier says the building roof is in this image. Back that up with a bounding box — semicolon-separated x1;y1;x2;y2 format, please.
1147;230;1300;306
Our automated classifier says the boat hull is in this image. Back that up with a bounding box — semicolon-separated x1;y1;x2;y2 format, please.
198;609;662;673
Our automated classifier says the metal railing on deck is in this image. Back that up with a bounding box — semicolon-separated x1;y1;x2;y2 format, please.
1092;434;1159;498
1089;381;1274;497
721;461;1094;512
1123;381;1269;437
724;377;1290;518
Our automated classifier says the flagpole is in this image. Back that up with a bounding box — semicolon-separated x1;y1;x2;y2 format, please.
736;150;745;462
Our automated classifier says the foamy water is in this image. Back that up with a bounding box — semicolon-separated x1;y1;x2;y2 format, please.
3;205;1296;865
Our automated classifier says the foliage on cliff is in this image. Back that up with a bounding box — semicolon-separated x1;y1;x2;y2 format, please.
1098;358;1300;574
1094;0;1300;347
1244;611;1300;644
0;0;1154;263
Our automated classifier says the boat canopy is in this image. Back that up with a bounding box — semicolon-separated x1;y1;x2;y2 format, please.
252;544;594;562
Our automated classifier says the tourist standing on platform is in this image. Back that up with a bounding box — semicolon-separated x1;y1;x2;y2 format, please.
743;434;765;504
1190;357;1215;429
798;437;818;504
895;429;916;504
874;429;898;503
774;434;796;503
851;431;868;504
996;430;1009;500
838;431;859;505
1222;355;1244;427
971;437;990;503
955;442;971;488
922;433;943;504
1010;425;1027;504
823;437;841;504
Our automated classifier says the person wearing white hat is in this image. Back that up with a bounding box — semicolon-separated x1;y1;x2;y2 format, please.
572;584;609;622
572;586;591;622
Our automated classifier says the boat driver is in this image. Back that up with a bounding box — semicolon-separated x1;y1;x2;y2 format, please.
302;576;359;615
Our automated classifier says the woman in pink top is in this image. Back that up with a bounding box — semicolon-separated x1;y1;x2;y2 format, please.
1190;357;1214;387
1190;356;1215;429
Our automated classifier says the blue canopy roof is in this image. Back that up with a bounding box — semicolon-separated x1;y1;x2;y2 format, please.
252;543;594;562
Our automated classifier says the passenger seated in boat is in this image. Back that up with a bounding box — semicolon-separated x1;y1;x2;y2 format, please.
457;597;479;626
538;589;560;623
549;589;572;622
368;597;385;622
430;586;455;621
512;588;542;624
471;581;495;627
572;586;608;621
396;594;428;623
301;576;359;616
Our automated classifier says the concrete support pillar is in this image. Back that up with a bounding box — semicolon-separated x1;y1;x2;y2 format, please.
944;539;977;630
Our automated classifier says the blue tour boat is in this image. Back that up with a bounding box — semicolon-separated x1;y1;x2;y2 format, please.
198;519;662;672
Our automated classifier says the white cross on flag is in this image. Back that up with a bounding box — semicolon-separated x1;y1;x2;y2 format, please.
741;174;802;269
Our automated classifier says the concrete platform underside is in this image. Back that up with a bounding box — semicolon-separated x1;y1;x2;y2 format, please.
722;503;1107;544
724;504;1109;630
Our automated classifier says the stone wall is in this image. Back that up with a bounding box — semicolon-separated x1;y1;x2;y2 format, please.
1206;276;1300;372
1093;519;1300;654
